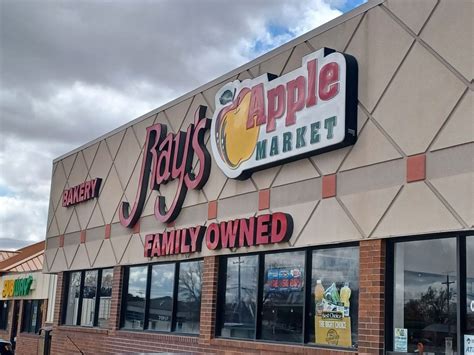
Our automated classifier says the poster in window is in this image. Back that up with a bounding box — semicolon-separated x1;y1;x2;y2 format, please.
314;281;352;347
267;268;303;292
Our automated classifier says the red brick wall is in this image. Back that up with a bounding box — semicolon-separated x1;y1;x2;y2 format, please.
49;247;387;354
358;239;386;354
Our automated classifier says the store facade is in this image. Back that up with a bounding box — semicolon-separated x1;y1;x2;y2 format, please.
0;242;57;354
43;0;473;354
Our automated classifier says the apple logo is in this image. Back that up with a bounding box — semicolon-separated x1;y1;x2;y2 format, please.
215;88;260;169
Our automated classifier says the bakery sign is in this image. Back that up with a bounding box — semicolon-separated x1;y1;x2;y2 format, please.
211;47;358;179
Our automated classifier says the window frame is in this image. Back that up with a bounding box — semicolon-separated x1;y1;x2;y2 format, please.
216;242;360;350
21;299;43;334
62;268;113;327
385;231;472;355
120;259;203;335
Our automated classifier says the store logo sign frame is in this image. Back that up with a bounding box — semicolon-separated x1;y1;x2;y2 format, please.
211;47;358;179
2;276;34;298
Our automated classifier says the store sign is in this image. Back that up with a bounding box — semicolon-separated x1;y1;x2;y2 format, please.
1;276;33;298
211;47;358;179
120;106;211;227
144;212;293;257
62;178;102;207
394;328;408;352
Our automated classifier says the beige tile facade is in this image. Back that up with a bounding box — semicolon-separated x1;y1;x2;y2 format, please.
44;0;473;273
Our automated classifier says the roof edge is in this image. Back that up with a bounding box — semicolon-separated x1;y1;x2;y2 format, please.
53;0;383;163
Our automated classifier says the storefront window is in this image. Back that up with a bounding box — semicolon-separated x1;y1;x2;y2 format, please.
80;270;98;326
467;236;474;334
392;237;457;354
121;260;203;334
176;261;202;334
0;301;9;330
220;255;258;339
261;251;305;343
310;247;359;348
21;300;43;333
63;268;112;327
123;265;147;330
64;271;81;325
149;263;175;331
98;268;113;328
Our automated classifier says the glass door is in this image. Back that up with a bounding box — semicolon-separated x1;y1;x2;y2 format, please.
465;236;474;353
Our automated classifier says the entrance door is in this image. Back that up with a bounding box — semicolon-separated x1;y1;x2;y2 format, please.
10;301;20;350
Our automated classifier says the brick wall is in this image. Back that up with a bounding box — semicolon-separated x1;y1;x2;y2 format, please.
358;239;386;355
49;248;387;354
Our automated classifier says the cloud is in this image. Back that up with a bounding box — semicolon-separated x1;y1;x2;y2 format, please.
0;0;360;249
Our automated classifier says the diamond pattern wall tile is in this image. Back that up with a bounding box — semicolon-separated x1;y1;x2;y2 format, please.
346;5;413;112
75;199;97;230
47;214;60;238
64;210;81;234
276;201;318;247
123;155;142;206
307;14;362;52
182;188;207;208
340;120;402;171
110;234;132;264
237;70;253;81
259;48;292;76
217;193;258;220
385;0;436;35
273;159;320;187
49;248;67;273
174;204;207;229
105;130;125;161
85;240;103;266
430;172;474;227
114;128;141;188
88;141;113;180
67;152;88;188
251;166;281;190
373;43;465;155
87;202;105;229
70;244;91;270
132;114;156;148
299;198;361;245
82;142;100;171
219;177;256;199
431;91;473;151
61;153;77;179
121;236;146;265
55;201;74;235
280;43;313;75
179;93;213;131
339;185;402;237
97;167;125;224
372;182;462;238
164;97;193;133
311;146;351;175
202;141;228;201
93;239;116;268
142;190;157;217
43;248;58;271
50;162;68;212
63;243;79;268
421;0;473;80
201;76;238;112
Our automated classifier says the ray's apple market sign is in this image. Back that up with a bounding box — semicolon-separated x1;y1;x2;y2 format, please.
63;47;358;258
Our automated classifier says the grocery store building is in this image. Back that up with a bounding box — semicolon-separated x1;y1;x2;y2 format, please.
43;0;473;354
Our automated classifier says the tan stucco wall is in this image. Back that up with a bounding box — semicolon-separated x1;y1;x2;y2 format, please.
44;0;473;273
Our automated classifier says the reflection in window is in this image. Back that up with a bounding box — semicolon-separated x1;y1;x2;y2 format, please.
0;301;9;330
262;251;305;343
124;266;147;329
221;255;258;339
393;238;457;354
149;264;175;331
176;261;202;334
98;269;113;328
65;271;81;325
467;236;474;334
311;247;359;348
81;270;98;326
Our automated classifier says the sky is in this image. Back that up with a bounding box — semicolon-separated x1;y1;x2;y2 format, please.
0;0;365;250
